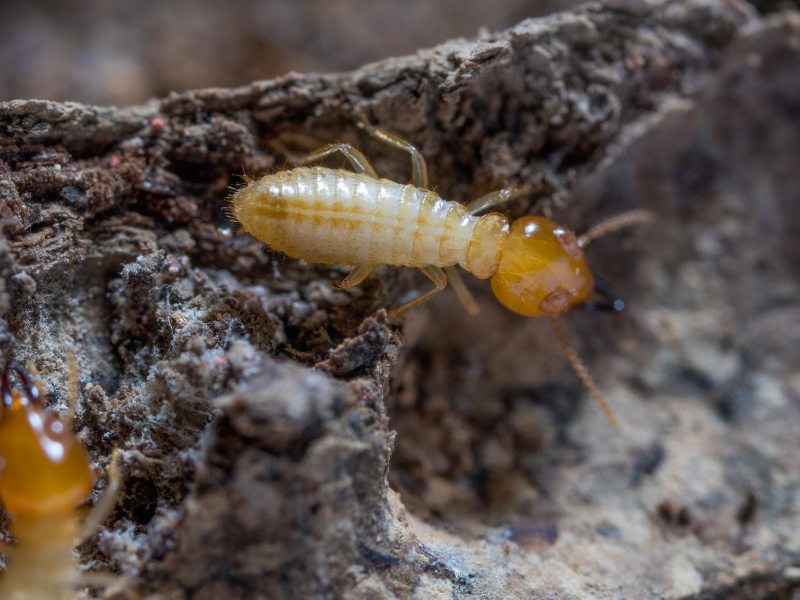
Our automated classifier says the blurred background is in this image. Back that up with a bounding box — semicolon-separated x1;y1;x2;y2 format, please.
0;0;586;106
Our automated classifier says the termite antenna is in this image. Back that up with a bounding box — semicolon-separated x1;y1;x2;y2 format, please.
578;210;654;249
549;316;618;427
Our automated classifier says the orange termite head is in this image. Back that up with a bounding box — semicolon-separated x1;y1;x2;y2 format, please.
489;210;653;427
491;216;594;317
0;363;93;518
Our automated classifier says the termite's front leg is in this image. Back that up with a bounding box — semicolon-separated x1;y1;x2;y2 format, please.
390;265;447;319
465;186;529;216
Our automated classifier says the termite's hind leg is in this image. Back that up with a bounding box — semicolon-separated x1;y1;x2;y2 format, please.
76;449;122;544
355;108;428;189
390;265;447;319
289;143;379;179
444;266;479;316
465;186;528;216
332;264;373;290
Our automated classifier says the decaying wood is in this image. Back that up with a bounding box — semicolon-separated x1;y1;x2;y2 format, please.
2;2;800;599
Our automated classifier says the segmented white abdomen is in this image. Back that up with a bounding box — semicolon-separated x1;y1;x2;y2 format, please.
232;167;478;268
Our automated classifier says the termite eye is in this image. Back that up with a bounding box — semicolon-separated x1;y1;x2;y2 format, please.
552;228;582;258
491;216;594;317
0;372;92;518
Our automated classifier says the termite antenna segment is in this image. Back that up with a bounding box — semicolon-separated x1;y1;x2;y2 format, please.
550;316;618;428
578;210;654;249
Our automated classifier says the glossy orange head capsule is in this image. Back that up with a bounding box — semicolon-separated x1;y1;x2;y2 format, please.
0;364;92;517
489;211;654;427
492;216;594;318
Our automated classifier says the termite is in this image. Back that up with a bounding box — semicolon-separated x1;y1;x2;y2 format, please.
231;110;651;425
0;359;128;599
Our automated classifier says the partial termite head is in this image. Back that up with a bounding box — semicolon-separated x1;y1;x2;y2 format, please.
490;210;654;427
0;363;92;518
491;216;594;317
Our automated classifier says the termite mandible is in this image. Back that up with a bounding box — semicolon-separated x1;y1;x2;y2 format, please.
231;110;652;425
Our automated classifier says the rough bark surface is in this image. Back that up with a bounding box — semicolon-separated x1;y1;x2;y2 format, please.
1;1;799;599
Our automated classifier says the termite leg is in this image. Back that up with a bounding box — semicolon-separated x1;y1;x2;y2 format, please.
445;266;479;316
332;264;373;290
391;265;447;318
293;143;379;179
355;108;428;189
465;186;526;216
76;450;122;544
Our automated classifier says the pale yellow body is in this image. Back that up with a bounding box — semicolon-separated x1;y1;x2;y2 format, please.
0;515;80;600
233;167;510;279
